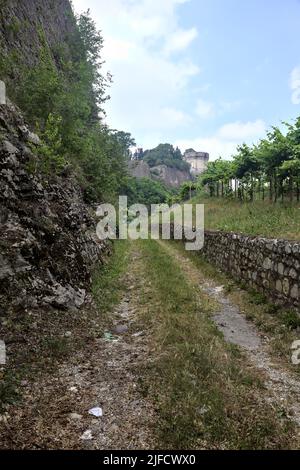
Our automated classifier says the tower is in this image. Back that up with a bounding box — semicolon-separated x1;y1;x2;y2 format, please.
183;149;209;175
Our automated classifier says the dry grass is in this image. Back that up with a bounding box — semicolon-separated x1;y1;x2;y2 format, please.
190;196;300;240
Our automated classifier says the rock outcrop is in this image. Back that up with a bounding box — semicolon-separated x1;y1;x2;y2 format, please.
0;100;110;313
128;160;151;179
0;0;76;78
128;160;191;188
150;164;192;188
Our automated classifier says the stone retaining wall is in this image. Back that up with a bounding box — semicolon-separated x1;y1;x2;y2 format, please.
168;224;299;309
201;231;300;309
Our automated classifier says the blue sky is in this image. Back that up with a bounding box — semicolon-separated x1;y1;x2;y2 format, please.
72;0;300;159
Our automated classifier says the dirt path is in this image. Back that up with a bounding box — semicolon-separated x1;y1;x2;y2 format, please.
64;316;153;447
0;245;156;450
159;241;300;427
57;247;156;450
2;240;300;449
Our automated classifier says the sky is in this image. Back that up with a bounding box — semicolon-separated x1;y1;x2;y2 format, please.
72;0;300;160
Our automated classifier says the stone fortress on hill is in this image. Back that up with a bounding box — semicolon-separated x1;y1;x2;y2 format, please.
129;145;209;187
131;147;210;177
183;149;210;176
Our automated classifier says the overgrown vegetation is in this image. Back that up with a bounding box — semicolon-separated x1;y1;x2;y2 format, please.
1;10;135;203
0;370;20;413
92;240;129;314
187;118;300;240
137;239;296;449
120;176;174;207
190;195;300;240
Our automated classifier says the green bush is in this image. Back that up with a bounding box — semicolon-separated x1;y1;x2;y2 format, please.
121;177;172;208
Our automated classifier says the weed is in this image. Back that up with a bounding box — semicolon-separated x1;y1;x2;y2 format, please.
190;196;300;240
250;292;267;305
280;310;300;330
92;240;129;315
137;239;296;450
42;337;70;359
0;370;20;412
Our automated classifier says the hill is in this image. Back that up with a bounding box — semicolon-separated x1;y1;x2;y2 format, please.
129;143;192;188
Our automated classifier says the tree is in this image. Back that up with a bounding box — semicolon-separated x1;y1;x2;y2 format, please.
256;127;292;202
199;159;234;198
13;10;134;203
143;144;190;171
110;131;136;159
198;120;300;204
233;144;260;201
120;177;171;208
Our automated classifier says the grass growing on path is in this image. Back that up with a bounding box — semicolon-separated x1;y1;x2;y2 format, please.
137;239;296;450
190;196;300;240
92;240;129;315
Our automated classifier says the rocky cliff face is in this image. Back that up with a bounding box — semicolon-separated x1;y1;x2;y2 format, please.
0;100;110;314
0;0;76;78
128;160;191;188
150;164;192;188
128;160;151;179
0;1;110;314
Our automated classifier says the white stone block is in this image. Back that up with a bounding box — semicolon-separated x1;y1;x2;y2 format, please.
0;340;6;365
0;81;6;105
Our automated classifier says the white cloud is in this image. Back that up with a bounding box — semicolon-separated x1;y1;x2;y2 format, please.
195;99;215;118
160;107;192;127
220;100;242;113
72;0;199;135
104;49;199;132
73;0;262;156
218;120;266;140
164;28;198;55
290;66;300;105
194;98;242;120
176;136;238;160
176;119;267;160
